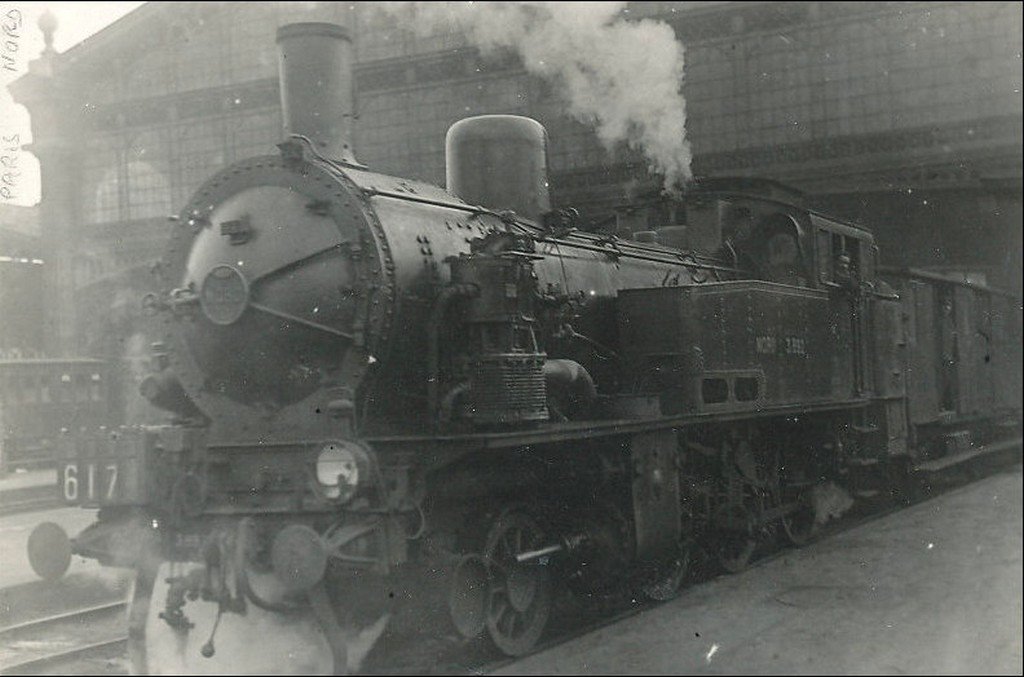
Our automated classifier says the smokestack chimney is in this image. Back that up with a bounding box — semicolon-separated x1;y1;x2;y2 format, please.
276;22;356;164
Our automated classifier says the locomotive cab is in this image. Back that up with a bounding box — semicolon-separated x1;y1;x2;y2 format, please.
612;178;821;288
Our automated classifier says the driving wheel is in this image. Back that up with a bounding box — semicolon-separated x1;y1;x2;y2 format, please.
781;489;818;546
640;541;692;601
483;511;553;656
714;504;756;573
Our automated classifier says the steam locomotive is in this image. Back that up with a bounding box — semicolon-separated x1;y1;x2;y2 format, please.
30;22;1021;675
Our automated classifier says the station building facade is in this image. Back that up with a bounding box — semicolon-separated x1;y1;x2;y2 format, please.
9;1;1022;357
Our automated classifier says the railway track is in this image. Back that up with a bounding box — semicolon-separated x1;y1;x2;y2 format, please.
0;601;128;675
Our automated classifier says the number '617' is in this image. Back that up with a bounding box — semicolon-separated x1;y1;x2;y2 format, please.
63;463;119;501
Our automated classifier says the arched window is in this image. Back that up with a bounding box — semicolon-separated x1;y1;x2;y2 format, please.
126;132;172;220
90;163;122;224
126;160;172;219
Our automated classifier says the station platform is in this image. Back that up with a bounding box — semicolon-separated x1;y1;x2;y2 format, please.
499;463;1023;675
0;468;57;515
0;468;55;493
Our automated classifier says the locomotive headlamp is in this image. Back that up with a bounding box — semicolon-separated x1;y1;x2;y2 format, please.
315;441;369;503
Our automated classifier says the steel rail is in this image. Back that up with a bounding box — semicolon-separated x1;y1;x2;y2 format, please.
1;636;128;675
0;601;126;637
0;601;128;675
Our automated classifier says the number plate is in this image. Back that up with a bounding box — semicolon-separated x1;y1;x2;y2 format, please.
59;461;122;504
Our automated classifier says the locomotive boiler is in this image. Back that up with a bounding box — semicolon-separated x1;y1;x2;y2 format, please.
33;21;1021;675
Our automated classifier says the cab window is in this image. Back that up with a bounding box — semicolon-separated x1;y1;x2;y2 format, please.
817;229;863;286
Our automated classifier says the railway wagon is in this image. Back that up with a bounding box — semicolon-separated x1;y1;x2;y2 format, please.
1;254;123;472
0;358;114;472
881;268;1023;460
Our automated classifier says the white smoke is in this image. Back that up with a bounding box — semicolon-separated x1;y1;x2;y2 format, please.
376;1;692;190
123;331;158;424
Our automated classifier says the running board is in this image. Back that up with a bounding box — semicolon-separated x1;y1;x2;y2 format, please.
914;437;1022;473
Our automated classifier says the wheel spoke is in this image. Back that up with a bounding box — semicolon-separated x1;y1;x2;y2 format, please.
490;558;510;579
718;531;755;572
488;594;508;622
498;605;516;635
782;498;817;546
521;601;536;627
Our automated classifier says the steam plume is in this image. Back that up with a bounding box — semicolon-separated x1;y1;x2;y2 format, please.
377;2;692;190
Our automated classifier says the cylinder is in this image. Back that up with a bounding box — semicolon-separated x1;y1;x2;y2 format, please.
446;115;551;222
276;22;356;163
